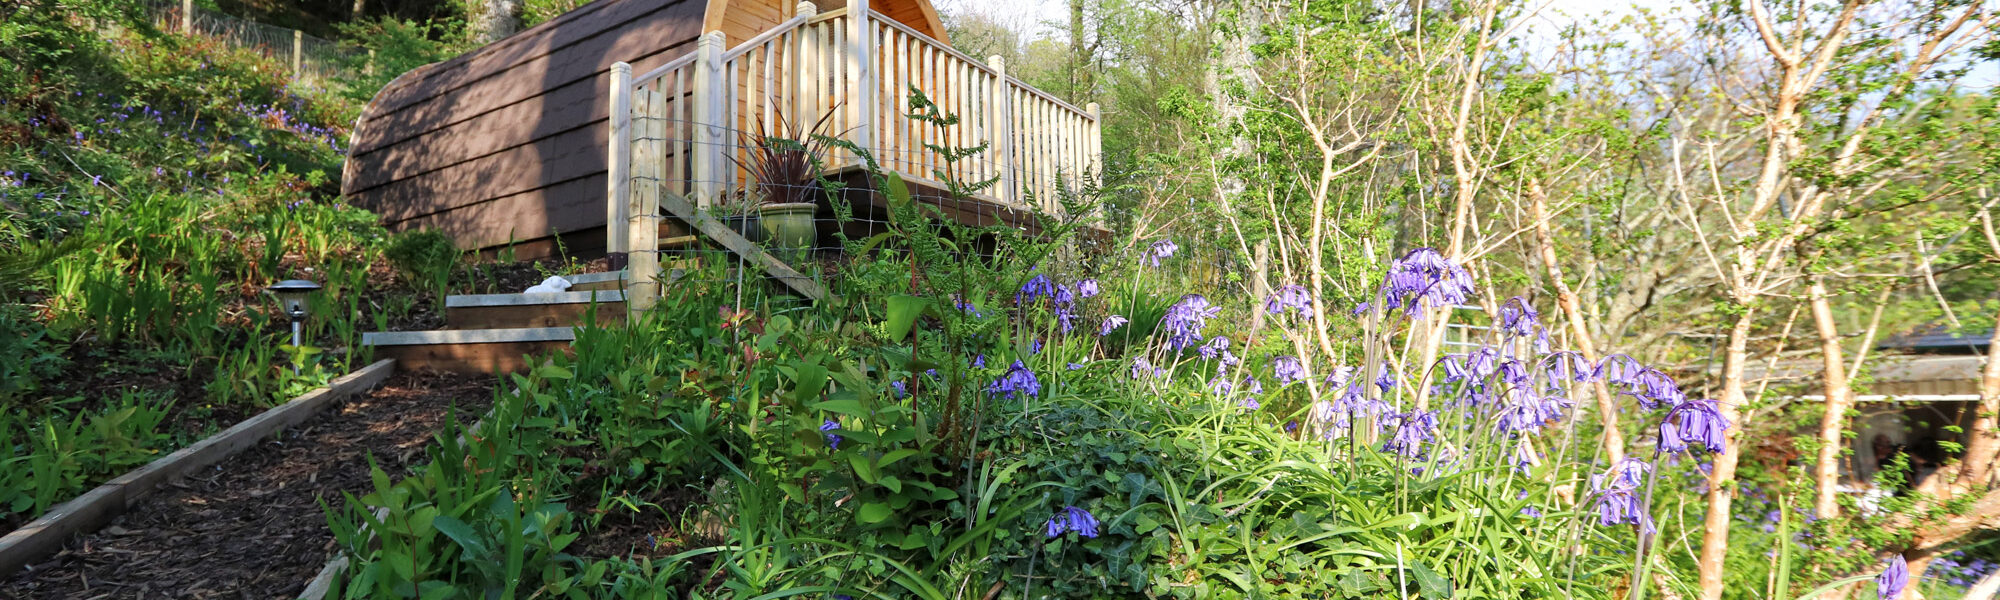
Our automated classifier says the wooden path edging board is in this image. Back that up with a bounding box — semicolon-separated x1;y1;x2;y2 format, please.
0;359;399;578
658;190;827;300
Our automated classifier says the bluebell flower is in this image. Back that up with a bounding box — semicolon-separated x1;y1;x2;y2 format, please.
1322;366;1356;389
1146;239;1178;267
1075;279;1100;298
973;354;986;368
987;360;1040;399
1657;399;1729;454
1099;315;1128;337
1197;336;1231;360
1045;506;1101;538
1018;273;1057;304
1272;355;1307;385
1130;357;1164;379
1380;410;1437;459
820;420;843;450
1209;374;1234;396
1240;397;1261;410
1878;555;1908;600
1265;284;1315;319
951;294;984;317
1239;375;1264;397
1160;294;1220;351
1592;487;1654;533
1508;437;1540;473
891;380;908;398
1030;338;1044;355
1540;351;1597;385
1374;365;1397;392
1598;457;1652;489
1380;248;1475;317
1066;362;1086;371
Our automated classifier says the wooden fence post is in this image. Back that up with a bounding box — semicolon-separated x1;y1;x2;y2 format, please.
989;55;1013;206
1086;102;1102;183
847;0;873;161
692;31;727;209
292;30;304;79
628;85;661;315
606;62;634;268
180;0;193;33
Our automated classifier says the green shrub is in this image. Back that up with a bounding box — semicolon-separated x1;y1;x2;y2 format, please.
384;229;461;295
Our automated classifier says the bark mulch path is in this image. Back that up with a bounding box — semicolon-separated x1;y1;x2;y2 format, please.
2;370;495;600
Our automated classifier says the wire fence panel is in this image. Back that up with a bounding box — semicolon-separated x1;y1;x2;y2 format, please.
140;0;364;88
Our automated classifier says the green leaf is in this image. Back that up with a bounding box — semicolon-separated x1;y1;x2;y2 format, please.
883;295;930;342
789;362;830;403
813;399;869;418
850;454;880;483
857;501;893;524
432;515;490;558
876;448;921;469
1409;561;1452;600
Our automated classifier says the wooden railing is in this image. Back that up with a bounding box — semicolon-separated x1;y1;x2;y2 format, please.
607;0;1101;310
607;2;1101;233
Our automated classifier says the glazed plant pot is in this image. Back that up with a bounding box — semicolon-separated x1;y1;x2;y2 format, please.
755;202;818;261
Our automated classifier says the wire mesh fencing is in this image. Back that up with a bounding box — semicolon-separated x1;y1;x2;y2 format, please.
140;0;364;89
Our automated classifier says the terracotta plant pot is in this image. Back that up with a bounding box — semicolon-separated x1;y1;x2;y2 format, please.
754;202;817;261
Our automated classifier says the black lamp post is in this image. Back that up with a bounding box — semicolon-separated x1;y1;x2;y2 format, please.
266;279;322;352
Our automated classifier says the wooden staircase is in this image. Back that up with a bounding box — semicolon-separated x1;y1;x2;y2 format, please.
360;275;629;374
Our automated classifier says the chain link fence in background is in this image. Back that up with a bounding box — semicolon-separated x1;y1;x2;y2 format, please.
140;0;364;89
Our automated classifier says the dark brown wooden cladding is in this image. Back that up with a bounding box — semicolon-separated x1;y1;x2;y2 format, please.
342;0;705;252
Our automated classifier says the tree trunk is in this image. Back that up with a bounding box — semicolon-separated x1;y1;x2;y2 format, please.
475;0;522;45
1957;320;2000;489
1810;277;1853;518
1530;182;1623;464
1698;308;1756;600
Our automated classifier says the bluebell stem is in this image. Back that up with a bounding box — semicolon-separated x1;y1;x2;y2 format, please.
820;420;842;450
1272;356;1307;385
1160;294;1220;351
1099;315;1129;337
1146;239;1178;267
1657;399;1730;454
987;360;1040;399
1265;284;1315;319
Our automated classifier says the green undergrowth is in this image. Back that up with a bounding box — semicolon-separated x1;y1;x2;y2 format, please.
0;2;543;532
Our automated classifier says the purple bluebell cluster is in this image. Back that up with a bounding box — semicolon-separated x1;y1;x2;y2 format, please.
1379;410;1438;459
1590;458;1655;533
1928;551;1998;589
1045;506;1101;538
1130;357;1165;379
1018;274;1057;304
1160;294;1220;351
1265;284;1314;319
1499;296;1539;338
1076;279;1100;298
1658;399;1729;454
820;420;843;450
1272;355;1307;385
1146;239;1178;268
891;380;908;399
987;360;1040;399
1380;248;1475;317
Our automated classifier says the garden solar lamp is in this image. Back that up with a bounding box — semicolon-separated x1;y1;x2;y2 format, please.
266;279;322;352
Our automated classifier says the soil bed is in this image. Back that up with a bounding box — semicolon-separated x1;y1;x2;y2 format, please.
1;370;493;600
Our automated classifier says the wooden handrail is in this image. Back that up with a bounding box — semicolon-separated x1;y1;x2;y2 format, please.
870;14;1097;121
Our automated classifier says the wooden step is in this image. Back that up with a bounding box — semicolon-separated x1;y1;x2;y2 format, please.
444;290;625;329
563;270;627;292
361;328;575;375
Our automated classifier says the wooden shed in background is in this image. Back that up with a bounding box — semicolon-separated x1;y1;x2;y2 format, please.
340;0;954;258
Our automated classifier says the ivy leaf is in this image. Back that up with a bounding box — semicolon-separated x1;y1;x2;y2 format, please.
1409;561;1452;600
857;501;893;524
